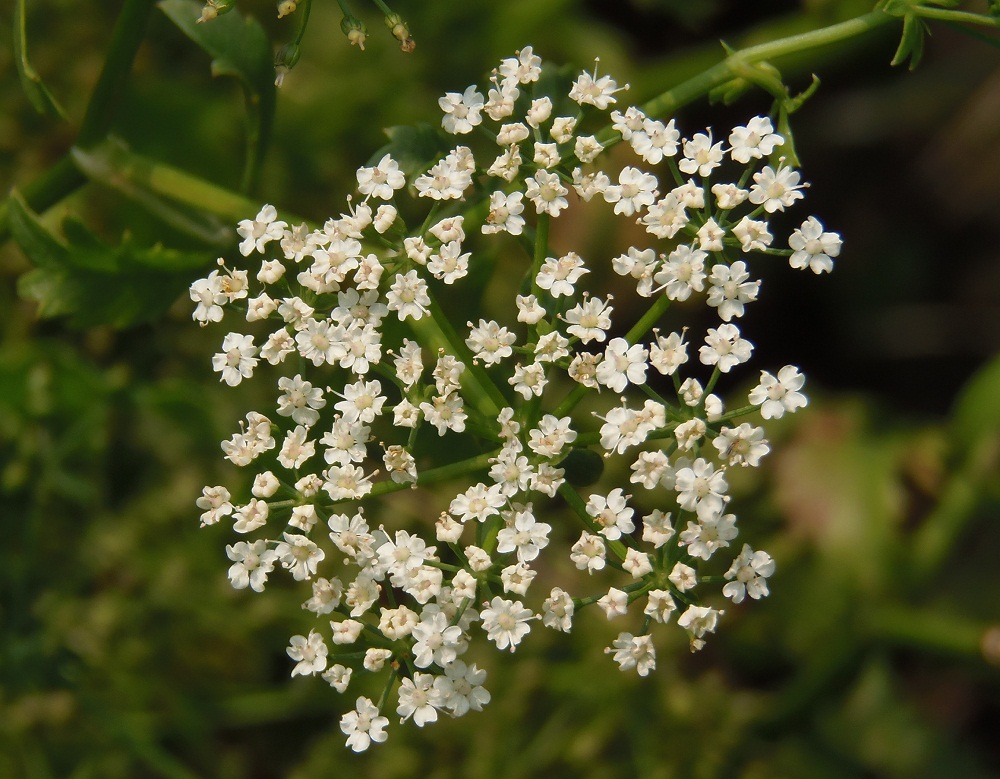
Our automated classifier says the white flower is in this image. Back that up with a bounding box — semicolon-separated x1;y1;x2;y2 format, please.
711;182;748;209
733;216;772;253
527;415;576;458
232;498;268;533
699;323;753;373
607;632;656;676
668;562;697;592
340;697;389;752
585;488;635;541
788;216;841;274
648;330;688;375
674;457;728;516
564;296;612;343
630;453;673;491
603;166;658;216
569;62;626;109
679;513;738;560
303;577;343;614
287;630;328;677
496;506;551;563
466;319;516;365
500;562;536;595
550;116;578;143
639;194;688;239
623;548;653;578
748;365;807;419
434;660;491;716
749;163;806;213
509;362;548;400
410;611;464;668
611;106;646;139
212;333;258;386
226;540;277;592
570;531;606;572
729;116;783;164
499;46;542;84
237;204;286;256
277;425;315;470
679;131;725;177
677;605;723;645
276;374;326;426
533;141;560;169
322;664;352;693
397;672;443;727
496;122;530;146
696;217;725;252
631;117;679;164
356;153;405;200
483;191;526;235
190;270;226;324
723;543;776;603
535;252;588;297
449;483;505;524
642;508;674;549
275;531;325;581
644;590;676;623
706;260;760;321
597;587;629;619
197;484;233;526
480;596;534;651
525;169;570;216
541;587;574;632
713;423;770;467
596;337;648;393
653;245;706;301
439;86;485;134
387;270;431;320
526;96;553;128
427;241;470;285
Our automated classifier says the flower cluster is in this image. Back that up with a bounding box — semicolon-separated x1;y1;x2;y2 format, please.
191;46;839;751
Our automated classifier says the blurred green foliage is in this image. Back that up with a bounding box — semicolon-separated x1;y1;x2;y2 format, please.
2;0;1000;777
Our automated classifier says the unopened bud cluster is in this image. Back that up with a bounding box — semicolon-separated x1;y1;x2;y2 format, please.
190;46;841;751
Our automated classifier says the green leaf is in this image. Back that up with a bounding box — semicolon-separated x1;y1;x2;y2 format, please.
8;192;212;328
12;0;67;119
949;352;1000;450
891;13;927;70
159;0;275;193
373;124;452;177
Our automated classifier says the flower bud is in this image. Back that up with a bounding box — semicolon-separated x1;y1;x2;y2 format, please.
340;14;368;51
277;0;297;19
197;0;235;23
383;12;415;52
274;43;301;87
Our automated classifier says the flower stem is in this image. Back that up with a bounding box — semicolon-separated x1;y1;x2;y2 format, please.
77;0;157;148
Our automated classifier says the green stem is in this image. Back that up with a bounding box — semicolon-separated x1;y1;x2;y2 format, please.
0;156;85;243
913;6;1000;28
557;482;628;565
624;294;672;345
409;289;507;418
328;448;499;507
867;604;995;661
78;0;157;148
71;140;305;228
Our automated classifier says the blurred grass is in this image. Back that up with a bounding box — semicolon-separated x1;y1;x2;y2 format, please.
2;0;1000;777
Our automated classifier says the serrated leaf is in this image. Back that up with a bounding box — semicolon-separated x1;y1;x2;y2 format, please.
12;0;67;120
373;124;452;177
8;192;212;328
159;0;275;192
